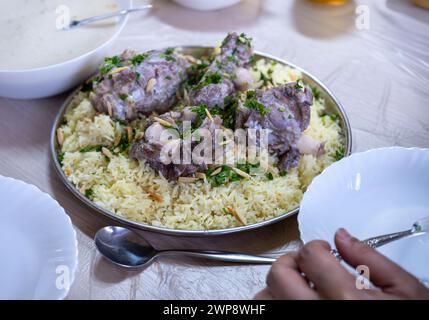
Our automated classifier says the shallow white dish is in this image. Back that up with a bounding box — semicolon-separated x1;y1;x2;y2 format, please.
0;0;131;100
298;147;429;283
172;0;241;11
0;176;78;299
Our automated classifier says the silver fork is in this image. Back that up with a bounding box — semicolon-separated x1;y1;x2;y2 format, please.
331;216;429;260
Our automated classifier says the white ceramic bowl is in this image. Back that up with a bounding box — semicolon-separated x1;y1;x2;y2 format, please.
299;147;429;282
172;0;241;11
0;0;131;100
0;176;78;299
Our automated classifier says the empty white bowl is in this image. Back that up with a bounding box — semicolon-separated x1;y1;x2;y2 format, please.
299;147;429;282
172;0;241;11
0;176;78;299
0;0;131;100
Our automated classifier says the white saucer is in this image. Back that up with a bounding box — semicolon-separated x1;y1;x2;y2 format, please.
0;176;78;299
299;147;429;283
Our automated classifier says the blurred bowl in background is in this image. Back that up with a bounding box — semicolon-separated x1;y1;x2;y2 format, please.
172;0;241;11
412;0;429;9
0;0;131;100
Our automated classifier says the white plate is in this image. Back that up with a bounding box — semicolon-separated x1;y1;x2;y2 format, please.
299;147;429;283
0;176;78;299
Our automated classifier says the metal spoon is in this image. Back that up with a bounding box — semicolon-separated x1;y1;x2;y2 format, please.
95;226;276;268
67;5;152;29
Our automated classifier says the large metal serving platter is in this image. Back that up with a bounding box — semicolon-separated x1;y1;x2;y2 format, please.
50;46;352;237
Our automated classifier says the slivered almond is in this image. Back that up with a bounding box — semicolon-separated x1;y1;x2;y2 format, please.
64;167;72;176
226;206;247;225
135;132;144;140
101;147;113;159
178;177;197;183
231;166;251;179
184;55;198;64
126;126;133;141
195;172;206;180
56;128;64;146
83;117;92;123
148;192;163;203
114;131;122;146
110;66;129;74
210;167;222;176
146;78;157;92
153;116;173;127
183;88;189;104
106;101;113;117
205;108;214;121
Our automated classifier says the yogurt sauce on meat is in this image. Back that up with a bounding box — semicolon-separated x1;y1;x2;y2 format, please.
190;32;254;109
90;48;189;122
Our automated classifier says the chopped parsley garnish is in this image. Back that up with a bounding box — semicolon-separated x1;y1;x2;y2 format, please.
100;56;121;75
81;81;93;93
266;172;274;180
244;98;271;116
190;104;208;129
165;75;172;80
278;106;286;112
129;53;148;66
246;90;256;100
244;91;270;115
159;48;176;62
248;55;257;66
206;163;259;187
118;131;133;153
186;61;209;87
279;170;287;177
329;114;339;122
191;96;238;130
236;32;252;48
205;166;234;187
334;145;345;161
164;47;175;55
198;71;223;89
119;93;128;101
294;79;304;90
219;95;238;128
84;188;94;199
312;86;321;100
57;151;64;165
227;55;239;65
79;145;102;153
259;72;272;87
135;71;141;81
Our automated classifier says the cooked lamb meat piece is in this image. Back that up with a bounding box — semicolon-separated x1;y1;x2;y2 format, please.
89;48;188;122
130;140;204;181
235;82;313;170
190;32;254;109
130;108;225;181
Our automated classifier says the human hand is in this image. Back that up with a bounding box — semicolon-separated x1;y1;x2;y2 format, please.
255;228;429;300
